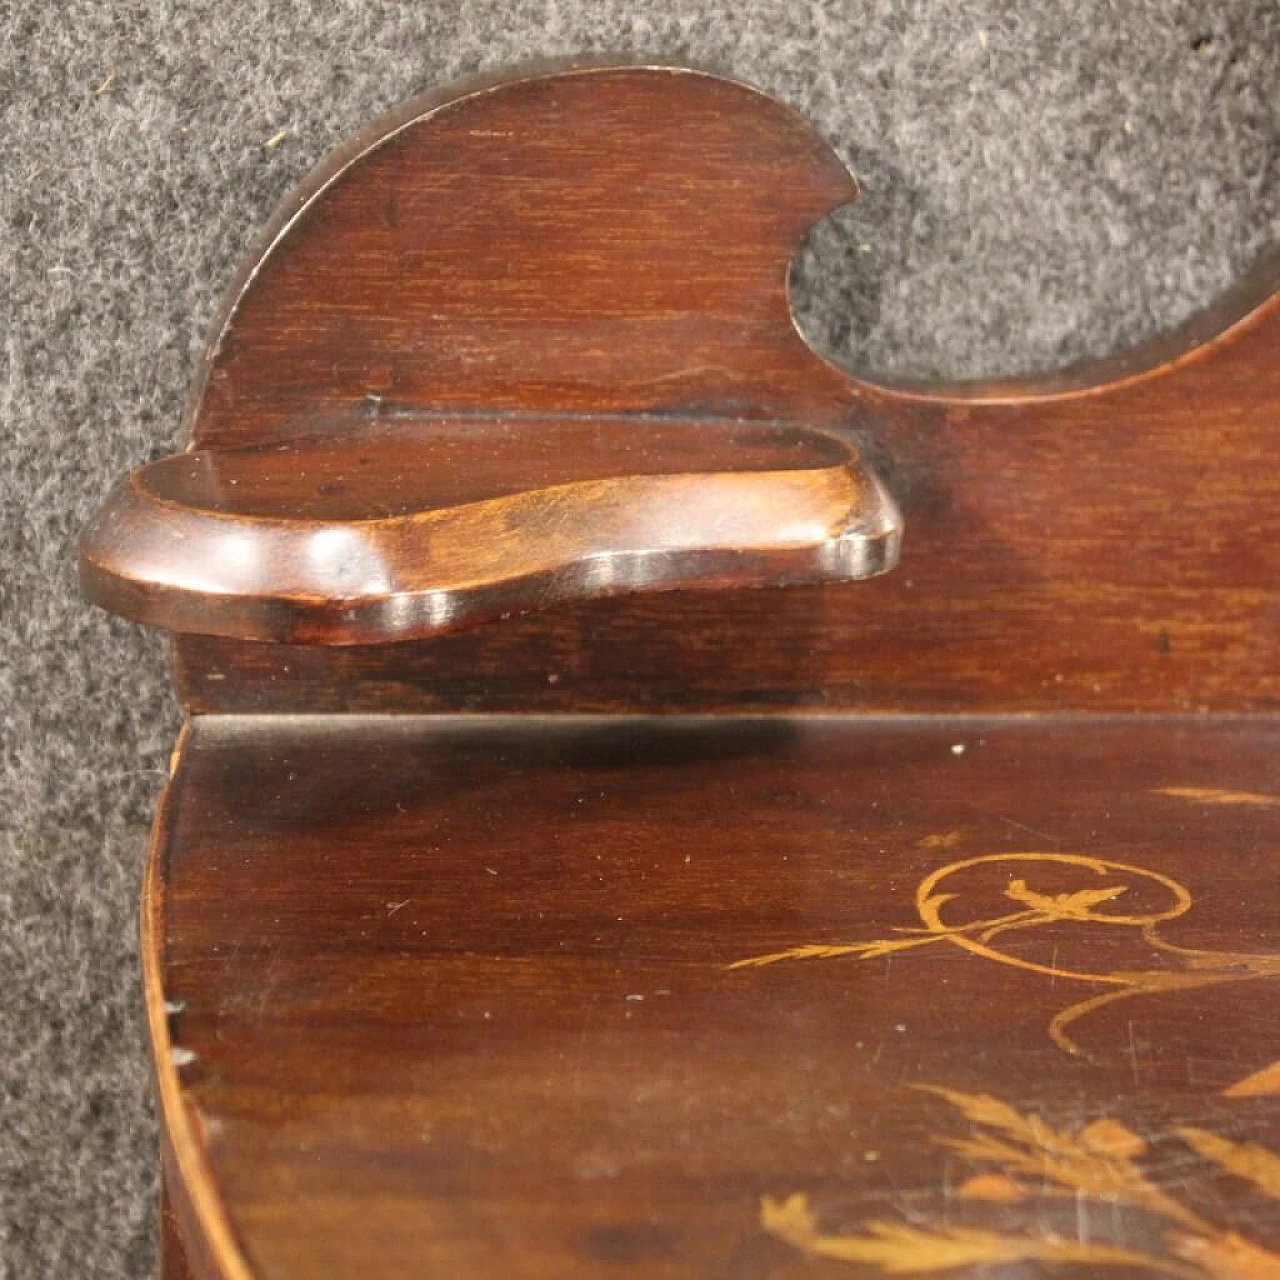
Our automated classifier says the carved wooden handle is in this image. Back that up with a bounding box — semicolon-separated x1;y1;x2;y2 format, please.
80;415;900;644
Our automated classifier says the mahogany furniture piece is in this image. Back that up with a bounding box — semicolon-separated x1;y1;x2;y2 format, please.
81;61;1280;1280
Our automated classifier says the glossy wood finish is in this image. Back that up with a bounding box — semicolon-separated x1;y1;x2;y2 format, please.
174;255;1280;708
143;64;1276;713
80;417;898;644
153;715;1280;1280
160;1177;198;1280
76;59;1280;1280
187;64;857;450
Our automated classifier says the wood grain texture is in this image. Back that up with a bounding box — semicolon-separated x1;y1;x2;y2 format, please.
80;417;898;644
188;63;858;449
74;60;1280;1280
150;714;1280;1280
160;1175;199;1280
146;60;1277;713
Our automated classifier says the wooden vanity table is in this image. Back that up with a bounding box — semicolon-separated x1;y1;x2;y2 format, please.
81;61;1280;1280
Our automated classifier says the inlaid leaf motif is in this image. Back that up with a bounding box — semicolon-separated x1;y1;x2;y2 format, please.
728;852;1280;1058
761;1193;1191;1275
1223;1061;1280;1098
1003;878;1128;918
761;1082;1280;1279
1079;1118;1148;1159
1174;1129;1280;1201
1153;788;1279;808
1169;1231;1280;1280
956;1173;1028;1203
916;1087;1205;1232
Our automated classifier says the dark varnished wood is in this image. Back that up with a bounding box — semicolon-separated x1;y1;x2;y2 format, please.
80;416;898;644
84;59;1276;711
160;1175;197;1280
188;64;857;449
77;59;1280;1280
149;62;1275;714
177;315;1280;708
152;715;1280;1279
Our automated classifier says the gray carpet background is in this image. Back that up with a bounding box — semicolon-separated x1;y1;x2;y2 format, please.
2;2;1277;1275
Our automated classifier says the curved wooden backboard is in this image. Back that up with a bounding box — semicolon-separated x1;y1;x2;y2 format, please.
158;61;1280;713
113;61;1280;1280
81;63;919;649
63;48;1275;709
189;62;861;449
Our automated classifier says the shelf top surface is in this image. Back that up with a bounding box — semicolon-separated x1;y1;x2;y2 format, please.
137;417;852;521
154;714;1280;1280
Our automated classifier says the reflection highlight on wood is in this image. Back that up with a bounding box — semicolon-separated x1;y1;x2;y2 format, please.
73;53;1280;1280
1153;787;1280;808
81;416;900;644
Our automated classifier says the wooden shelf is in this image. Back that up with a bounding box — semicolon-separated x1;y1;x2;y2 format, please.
78;58;1280;1280
151;713;1280;1280
80;416;899;645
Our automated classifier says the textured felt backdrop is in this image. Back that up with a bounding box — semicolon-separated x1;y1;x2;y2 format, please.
2;1;1277;1275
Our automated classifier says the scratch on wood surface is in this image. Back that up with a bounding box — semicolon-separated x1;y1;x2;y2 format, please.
997;814;1060;842
762;1083;1280;1276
